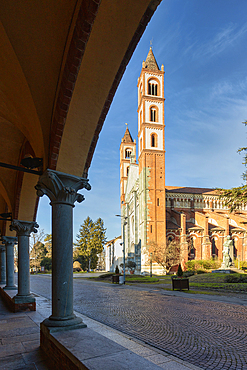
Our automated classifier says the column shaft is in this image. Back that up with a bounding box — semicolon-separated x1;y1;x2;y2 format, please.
51;203;74;320
5;242;16;290
0;248;6;284
17;235;31;296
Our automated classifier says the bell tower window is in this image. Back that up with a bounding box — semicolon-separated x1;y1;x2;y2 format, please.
150;106;158;122
151;133;157;148
125;149;132;158
148;82;158;96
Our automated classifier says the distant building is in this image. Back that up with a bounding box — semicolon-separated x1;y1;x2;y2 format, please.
105;236;123;273
120;48;247;274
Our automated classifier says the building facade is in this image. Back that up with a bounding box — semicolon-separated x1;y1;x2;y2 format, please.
120;48;247;274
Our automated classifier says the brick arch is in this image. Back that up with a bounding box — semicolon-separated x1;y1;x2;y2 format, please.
49;1;161;176
82;4;161;176
49;0;101;171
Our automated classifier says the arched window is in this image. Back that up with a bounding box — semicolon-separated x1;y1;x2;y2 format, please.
148;80;158;96
151;133;157;148
211;238;218;258
212;238;216;256
150;106;158;122
189;238;195;260
125;148;131;158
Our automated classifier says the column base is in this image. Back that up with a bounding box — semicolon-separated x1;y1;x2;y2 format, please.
41;314;87;333
3;285;17;290
13;294;35;304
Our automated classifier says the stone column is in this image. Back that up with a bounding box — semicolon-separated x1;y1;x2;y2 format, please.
1;236;17;290
202;216;211;259
10;220;38;304
180;213;188;269
0;245;6;285
35;169;90;330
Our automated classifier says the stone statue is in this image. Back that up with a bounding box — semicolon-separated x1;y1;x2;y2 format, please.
221;236;232;269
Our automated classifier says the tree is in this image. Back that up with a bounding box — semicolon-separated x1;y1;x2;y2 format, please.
30;231;52;272
30;241;47;271
29;229;46;271
219;120;247;211
40;257;52;271
44;234;52;258
74;217;107;271
146;240;182;273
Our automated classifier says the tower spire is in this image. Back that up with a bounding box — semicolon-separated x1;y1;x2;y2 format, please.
122;123;133;143
143;47;159;71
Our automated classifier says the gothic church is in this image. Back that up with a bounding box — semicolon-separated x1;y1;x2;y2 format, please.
120;48;247;274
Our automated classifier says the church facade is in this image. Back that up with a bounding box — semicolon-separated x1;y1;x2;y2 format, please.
120;48;247;274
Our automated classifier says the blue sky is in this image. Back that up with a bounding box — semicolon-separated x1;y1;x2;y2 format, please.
37;0;247;241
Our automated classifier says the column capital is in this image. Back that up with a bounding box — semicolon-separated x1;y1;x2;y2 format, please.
1;236;17;246
35;169;91;206
10;220;39;236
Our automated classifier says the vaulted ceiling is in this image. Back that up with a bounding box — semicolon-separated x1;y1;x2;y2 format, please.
0;0;161;234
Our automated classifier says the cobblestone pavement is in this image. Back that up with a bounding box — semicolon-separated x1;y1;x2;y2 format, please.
30;276;247;370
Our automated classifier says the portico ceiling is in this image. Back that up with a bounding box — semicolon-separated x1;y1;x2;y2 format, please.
0;0;161;231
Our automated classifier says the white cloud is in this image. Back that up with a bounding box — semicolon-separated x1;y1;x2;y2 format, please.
192;22;247;60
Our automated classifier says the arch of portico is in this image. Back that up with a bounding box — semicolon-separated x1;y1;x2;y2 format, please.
0;0;162;365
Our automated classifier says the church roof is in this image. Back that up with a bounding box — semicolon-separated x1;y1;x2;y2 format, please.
166;220;180;230
122;127;134;143
143;47;159;71
165;186;217;195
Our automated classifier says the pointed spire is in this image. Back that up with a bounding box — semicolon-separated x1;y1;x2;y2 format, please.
122;123;134;143
143;47;159;71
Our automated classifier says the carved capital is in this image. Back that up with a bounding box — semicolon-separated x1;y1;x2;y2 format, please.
10;220;39;236
1;236;17;246
35;169;91;206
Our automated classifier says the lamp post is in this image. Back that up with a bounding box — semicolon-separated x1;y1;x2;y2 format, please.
116;214;127;284
150;252;152;278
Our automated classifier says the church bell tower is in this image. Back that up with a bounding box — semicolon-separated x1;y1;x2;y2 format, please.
120;125;136;207
137;47;166;248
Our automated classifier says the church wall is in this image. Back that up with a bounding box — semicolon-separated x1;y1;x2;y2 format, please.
121;49;247;275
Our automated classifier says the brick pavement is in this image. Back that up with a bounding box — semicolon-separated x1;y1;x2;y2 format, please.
30;275;247;370
0;281;203;370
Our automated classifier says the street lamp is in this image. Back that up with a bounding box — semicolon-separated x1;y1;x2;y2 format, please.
150;252;152;278
116;214;127;284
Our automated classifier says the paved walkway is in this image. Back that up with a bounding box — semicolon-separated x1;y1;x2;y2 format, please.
29;275;247;370
0;293;50;370
0;286;203;370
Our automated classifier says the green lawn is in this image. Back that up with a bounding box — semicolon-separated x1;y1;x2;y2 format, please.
87;272;247;293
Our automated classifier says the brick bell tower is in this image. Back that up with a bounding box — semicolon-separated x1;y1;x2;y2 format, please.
120;124;136;207
137;47;166;248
